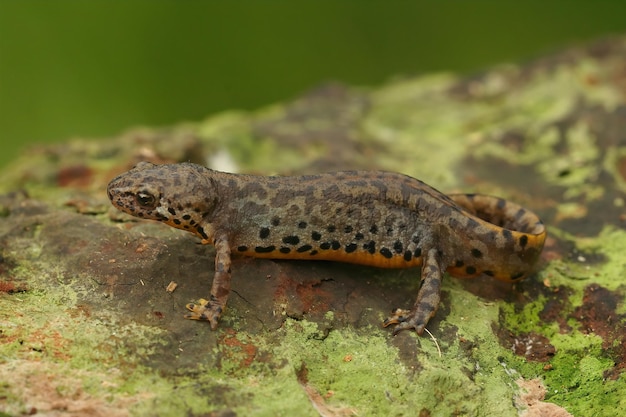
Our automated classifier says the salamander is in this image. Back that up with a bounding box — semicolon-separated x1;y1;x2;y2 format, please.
107;161;546;335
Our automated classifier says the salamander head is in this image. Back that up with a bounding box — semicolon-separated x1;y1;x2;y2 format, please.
107;161;218;241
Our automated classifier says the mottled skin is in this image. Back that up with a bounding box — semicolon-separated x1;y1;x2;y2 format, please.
107;162;546;335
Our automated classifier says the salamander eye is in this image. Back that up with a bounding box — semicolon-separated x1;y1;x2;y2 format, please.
136;191;157;208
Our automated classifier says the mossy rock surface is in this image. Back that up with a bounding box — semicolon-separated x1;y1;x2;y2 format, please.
2;37;626;417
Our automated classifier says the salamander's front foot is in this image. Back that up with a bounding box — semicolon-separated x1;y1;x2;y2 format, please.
185;297;223;330
383;308;428;336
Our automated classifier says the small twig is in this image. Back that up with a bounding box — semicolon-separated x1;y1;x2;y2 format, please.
424;328;442;358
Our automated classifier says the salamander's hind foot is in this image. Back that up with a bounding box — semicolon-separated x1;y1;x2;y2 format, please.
384;248;443;336
185;297;223;330
383;308;429;335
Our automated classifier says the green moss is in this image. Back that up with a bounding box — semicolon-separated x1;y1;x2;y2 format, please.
543;352;623;415
577;226;626;295
441;279;500;340
604;146;626;194
366;74;472;188
276;320;409;415
492;225;626;416
266;317;521;417
499;294;559;335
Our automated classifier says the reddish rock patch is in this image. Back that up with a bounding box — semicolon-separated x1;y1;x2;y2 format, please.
496;326;556;362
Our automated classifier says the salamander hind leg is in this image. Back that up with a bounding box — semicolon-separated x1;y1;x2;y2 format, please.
185;237;232;330
383;248;443;335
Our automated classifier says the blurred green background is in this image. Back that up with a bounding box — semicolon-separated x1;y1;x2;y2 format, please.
2;1;626;168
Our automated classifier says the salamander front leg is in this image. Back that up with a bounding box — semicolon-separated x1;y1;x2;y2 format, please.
383;248;443;335
185;237;232;330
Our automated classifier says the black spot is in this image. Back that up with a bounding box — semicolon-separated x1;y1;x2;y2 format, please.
271;217;280;226
182;214;191;220
327;225;336;233
455;259;464;268
467;217;480;230
197;227;208;239
484;270;494;277
403;251;412;262
386;227;394;236
283;235;300;245
344;225;353;233
412;235;420;244
331;240;341;250
320;242;331;250
280;247;291;254
466;266;477;275
298;221;307;229
297;245;313;253
519;235;528;248
364;241;376;254
311;231;322;241
354;232;364;240
502;229;513;241
168;207;176;215
255;246;276;253
370;225;378;234
471;248;482;258
414;248;422;258
310;250;318;256
237;246;248;252
380;248;393;259
259;227;270;239
173;219;181;225
415;301;436;314
511;272;525;280
393;241;403;253
345;243;358;253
